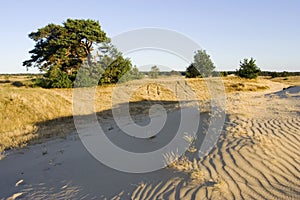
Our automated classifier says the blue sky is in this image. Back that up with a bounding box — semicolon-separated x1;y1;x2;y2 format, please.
0;0;299;73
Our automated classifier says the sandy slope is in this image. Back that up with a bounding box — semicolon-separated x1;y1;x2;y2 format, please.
131;85;300;199
0;80;299;200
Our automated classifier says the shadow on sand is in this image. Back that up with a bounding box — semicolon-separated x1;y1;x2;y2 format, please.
0;99;228;199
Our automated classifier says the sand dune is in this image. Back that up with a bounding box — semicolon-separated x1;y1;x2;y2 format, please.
131;116;300;199
0;82;299;199
131;86;300;200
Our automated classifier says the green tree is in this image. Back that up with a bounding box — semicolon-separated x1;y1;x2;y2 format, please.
23;19;108;73
99;56;132;84
24;19;135;87
149;66;160;79
236;58;261;79
185;64;201;78
186;50;215;78
95;43;133;84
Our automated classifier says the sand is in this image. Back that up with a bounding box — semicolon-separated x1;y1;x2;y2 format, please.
0;79;299;199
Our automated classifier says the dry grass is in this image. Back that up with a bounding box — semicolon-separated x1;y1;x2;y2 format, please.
267;76;300;86
0;75;286;152
164;152;205;183
222;76;270;92
0;85;74;152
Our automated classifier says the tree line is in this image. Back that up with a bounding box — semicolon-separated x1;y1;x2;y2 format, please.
23;19;298;88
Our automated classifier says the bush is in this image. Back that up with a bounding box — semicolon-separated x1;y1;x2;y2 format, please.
220;71;228;77
35;67;72;88
48;67;73;88
185;64;201;78
270;72;279;78
99;56;132;84
12;81;25;87
236;58;261;79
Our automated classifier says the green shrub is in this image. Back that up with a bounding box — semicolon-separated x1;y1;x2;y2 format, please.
48;67;72;88
35;67;72;88
270;72;279;78
185;64;201;78
236;58;261;79
34;77;51;88
12;81;25;87
99;56;132;84
220;71;228;77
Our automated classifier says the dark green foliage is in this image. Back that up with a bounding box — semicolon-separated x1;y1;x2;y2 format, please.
36;66;72;88
34;77;50;88
270;72;279;78
23;19;108;73
149;66;160;79
260;71;299;77
281;71;289;77
11;81;25;87
186;50;215;78
185;64;201;78
48;67;73;88
220;71;228;77
24;19;136;88
95;42;134;84
100;56;132;84
236;58;261;79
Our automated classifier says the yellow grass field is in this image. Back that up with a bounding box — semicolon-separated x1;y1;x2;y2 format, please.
0;75;298;152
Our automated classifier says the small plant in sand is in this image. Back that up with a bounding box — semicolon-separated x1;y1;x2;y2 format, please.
164;152;205;182
213;176;225;189
183;132;197;153
163;150;180;169
189;159;205;182
211;176;227;196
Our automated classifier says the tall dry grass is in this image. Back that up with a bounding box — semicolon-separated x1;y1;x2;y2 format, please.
0;75;279;152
